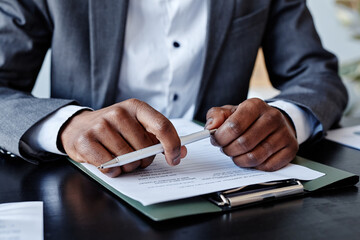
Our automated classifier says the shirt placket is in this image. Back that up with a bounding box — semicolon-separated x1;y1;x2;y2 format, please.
158;0;174;117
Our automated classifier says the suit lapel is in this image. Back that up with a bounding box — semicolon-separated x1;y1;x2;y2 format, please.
88;0;129;109
195;0;235;117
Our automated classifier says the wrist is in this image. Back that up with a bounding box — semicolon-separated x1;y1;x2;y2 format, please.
272;106;297;138
57;109;93;153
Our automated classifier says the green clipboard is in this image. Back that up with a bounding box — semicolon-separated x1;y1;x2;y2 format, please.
68;156;359;221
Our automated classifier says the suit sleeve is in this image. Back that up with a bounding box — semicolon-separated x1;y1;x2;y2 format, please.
0;0;75;163
262;0;348;142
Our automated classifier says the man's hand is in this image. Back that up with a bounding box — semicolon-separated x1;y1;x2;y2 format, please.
205;98;298;171
60;99;186;177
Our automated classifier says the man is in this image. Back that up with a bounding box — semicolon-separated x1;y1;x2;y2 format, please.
0;0;347;177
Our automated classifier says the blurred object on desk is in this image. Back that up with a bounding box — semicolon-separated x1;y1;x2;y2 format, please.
340;59;360;117
334;0;360;117
326;124;360;150
336;0;360;39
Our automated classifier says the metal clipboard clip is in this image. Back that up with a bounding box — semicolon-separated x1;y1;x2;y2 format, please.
209;179;304;209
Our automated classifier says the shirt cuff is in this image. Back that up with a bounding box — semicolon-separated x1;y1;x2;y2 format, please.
268;100;319;144
22;105;91;155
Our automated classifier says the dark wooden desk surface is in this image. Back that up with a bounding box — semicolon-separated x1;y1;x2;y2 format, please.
1;120;360;240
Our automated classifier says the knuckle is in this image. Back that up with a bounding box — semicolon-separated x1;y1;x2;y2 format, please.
226;120;242;136
126;98;141;106
246;152;259;165
154;119;174;136
251;97;264;105
108;107;128;120
93;120;108;134
248;98;265;108
75;133;92;148
74;144;89;159
232;152;261;168
261;141;273;154
265;109;282;123
127;98;149;111
121;98;143;112
244;152;260;167
135;100;148;109
241;98;265;115
236;136;250;151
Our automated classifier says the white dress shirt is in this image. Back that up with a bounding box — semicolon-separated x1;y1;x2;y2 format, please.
117;0;207;119
23;0;319;155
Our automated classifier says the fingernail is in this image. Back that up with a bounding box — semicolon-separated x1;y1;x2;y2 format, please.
172;156;181;165
205;118;213;129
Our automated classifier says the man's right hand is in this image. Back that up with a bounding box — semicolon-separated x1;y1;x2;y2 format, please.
60;99;186;177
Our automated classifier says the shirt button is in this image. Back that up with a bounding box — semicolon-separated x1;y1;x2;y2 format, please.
173;93;179;101
173;41;180;48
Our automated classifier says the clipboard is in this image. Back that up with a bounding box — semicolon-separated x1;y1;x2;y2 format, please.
68;156;359;221
208;179;304;209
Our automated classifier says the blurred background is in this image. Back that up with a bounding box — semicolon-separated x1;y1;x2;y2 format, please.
32;0;360;117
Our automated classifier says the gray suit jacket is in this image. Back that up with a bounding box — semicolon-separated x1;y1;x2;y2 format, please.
0;0;348;163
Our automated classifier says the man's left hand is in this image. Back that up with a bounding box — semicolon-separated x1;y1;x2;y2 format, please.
205;98;298;171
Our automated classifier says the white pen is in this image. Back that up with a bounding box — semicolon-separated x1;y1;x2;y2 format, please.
97;129;216;169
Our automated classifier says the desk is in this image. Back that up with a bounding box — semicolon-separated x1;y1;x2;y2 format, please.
1;121;359;240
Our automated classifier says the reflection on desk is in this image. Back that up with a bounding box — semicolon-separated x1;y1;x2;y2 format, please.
0;119;360;239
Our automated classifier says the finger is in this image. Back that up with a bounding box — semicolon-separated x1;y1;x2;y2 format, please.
221;108;283;156
74;138;122;177
230;132;286;168
139;132;159;169
214;99;266;147
94;120;146;173
161;145;187;159
255;147;297;172
205;105;235;130
109;114;159;170
126;99;183;166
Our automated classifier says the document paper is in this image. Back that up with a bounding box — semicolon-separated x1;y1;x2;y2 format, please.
0;201;43;240
82;119;324;206
325;125;360;150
